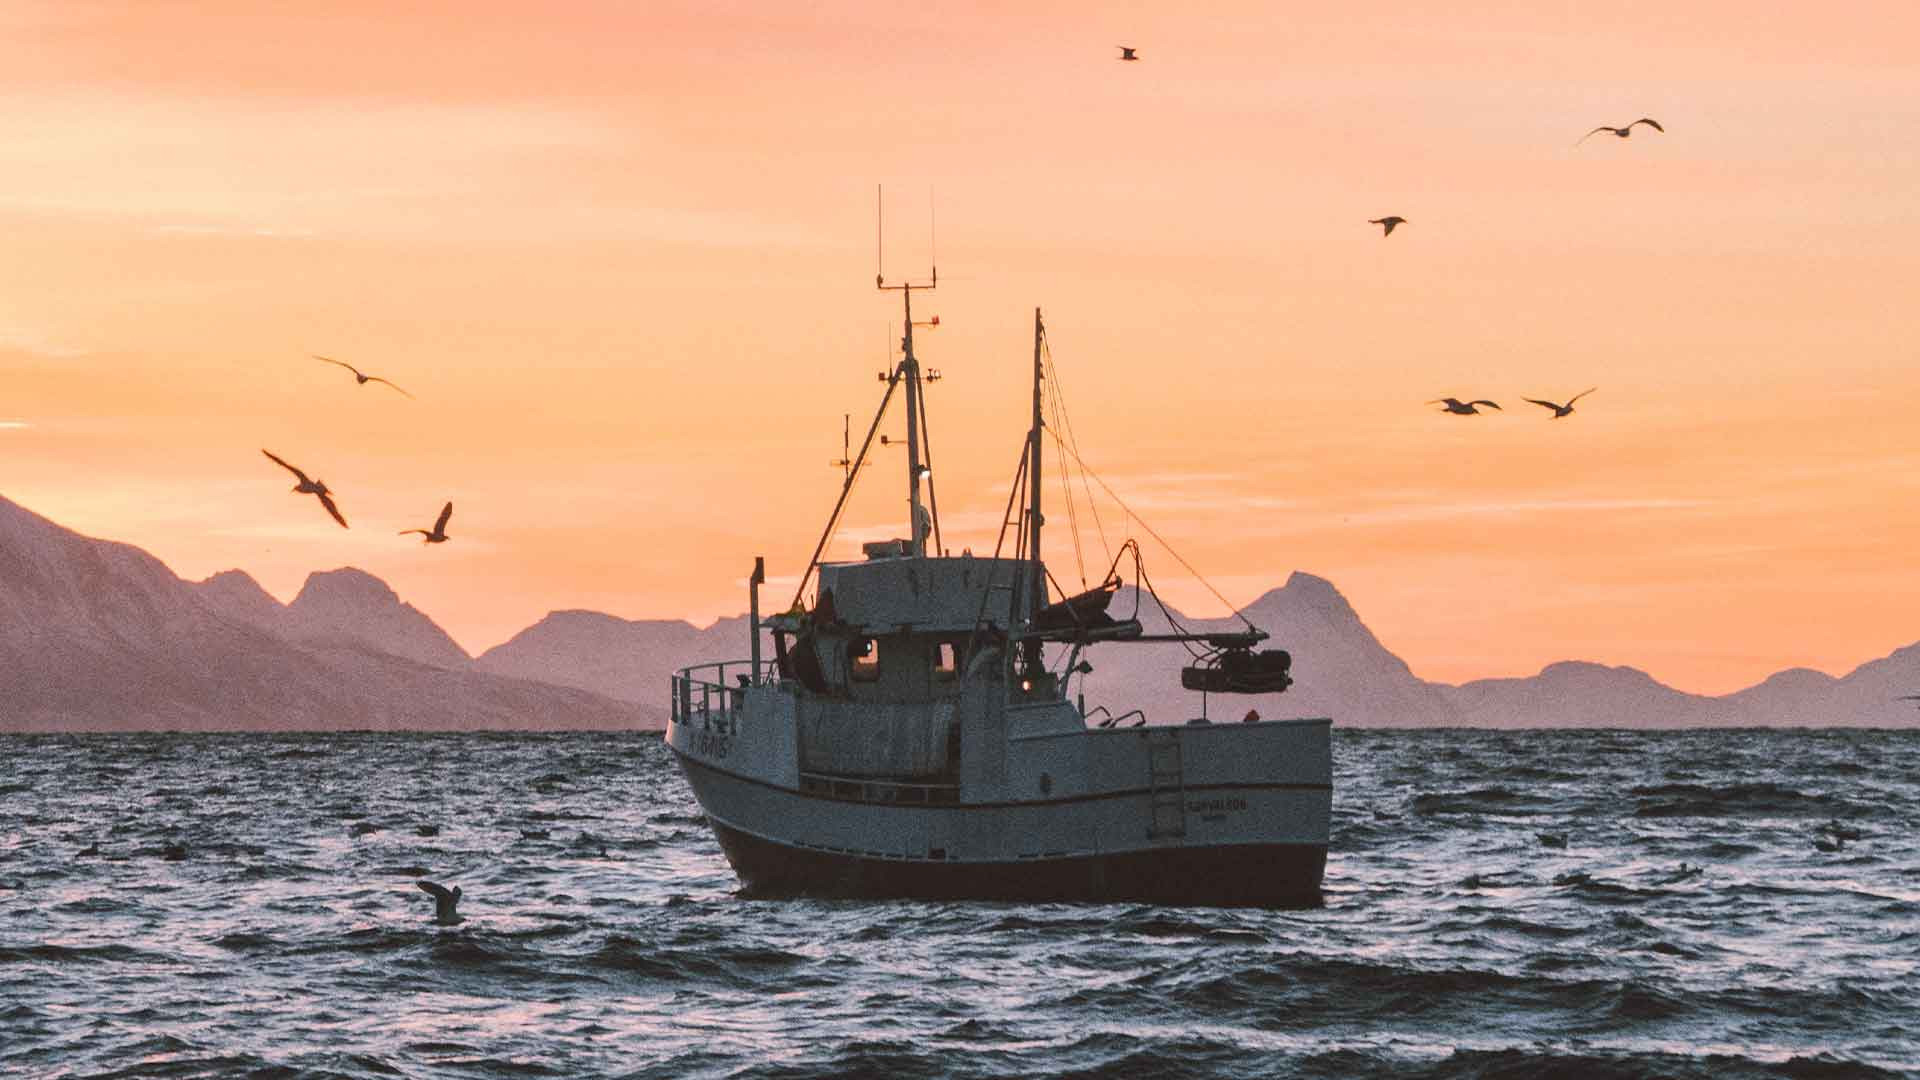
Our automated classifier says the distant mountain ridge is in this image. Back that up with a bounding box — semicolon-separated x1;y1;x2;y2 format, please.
283;567;471;669
476;610;758;706
0;494;659;732
5;491;1918;730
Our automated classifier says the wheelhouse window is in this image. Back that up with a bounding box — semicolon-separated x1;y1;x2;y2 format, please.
933;640;959;680
850;638;881;682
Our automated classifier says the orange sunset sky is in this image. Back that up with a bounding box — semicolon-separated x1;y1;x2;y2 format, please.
4;3;1918;695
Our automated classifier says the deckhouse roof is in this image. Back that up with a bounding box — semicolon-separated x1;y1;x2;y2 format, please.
816;554;1041;634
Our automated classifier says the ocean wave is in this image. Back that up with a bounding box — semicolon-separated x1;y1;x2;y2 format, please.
584;937;813;989
1629;782;1859;818
1410;787;1557;816
0;943;175;965
1405;1049;1907;1080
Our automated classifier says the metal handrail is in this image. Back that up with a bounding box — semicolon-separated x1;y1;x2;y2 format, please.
674;658;781;692
671;658;781;734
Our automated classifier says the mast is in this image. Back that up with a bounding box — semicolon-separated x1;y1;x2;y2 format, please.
876;183;935;556
902;287;928;556
1024;307;1045;674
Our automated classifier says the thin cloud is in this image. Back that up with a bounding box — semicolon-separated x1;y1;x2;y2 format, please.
0;420;30;430
1337;497;1711;527
1013;470;1299;516
153;223;314;239
0;327;85;358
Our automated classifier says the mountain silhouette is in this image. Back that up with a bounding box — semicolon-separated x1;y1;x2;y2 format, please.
6;491;1920;729
1441;660;1738;728
194;569;286;631
0;494;659;732
284;567;471;670
478;610;761;704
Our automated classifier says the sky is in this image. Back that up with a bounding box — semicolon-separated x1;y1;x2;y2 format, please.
3;2;1919;695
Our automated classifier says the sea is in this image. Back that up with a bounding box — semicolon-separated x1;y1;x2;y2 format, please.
1;729;1915;1080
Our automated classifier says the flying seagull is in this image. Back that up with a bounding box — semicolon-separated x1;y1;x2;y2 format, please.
1522;388;1597;419
401;502;454;544
1369;216;1406;237
1117;46;1139;61
261;449;348;528
416;880;463;925
1429;397;1501;415
1578;118;1664;145
314;355;413;399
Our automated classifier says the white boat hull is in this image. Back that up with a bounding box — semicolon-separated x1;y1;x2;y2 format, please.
668;695;1332;907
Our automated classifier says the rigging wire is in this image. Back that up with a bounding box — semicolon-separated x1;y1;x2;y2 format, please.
1045;380;1089;589
1080;537;1209;660
1040;335;1114;569
967;439;1031;667
1031;330;1244;643
791;369;899;609
1049;437;1257;633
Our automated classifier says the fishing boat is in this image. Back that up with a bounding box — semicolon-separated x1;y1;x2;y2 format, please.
666;277;1331;906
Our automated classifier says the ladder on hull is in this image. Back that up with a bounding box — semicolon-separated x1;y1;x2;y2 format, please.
1145;730;1186;840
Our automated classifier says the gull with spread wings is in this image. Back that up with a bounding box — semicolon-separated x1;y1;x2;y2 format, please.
401;502;454;544
261;449;348;528
1522;388;1597;419
1429;397;1500;415
314;355;413;399
1578;118;1664;145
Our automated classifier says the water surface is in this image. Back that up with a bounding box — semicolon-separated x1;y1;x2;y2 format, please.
1;729;1914;1078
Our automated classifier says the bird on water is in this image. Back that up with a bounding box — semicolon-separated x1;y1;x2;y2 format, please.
261;450;348;528
1429;397;1501;415
1369;216;1406;237
401;502;454;544
1117;46;1139;61
417;880;463;925
1578;118;1664;144
1522;388;1597;419
314;355;413;399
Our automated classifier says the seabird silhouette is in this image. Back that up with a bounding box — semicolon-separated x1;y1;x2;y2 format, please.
1818;819;1863;842
417;880;464;925
1368;216;1406;237
1657;862;1703;885
1429;397;1501;415
314;355;413;399
261;450;348;529
1897;694;1920;709
1117;46;1139;61
400;502;453;544
1578;118;1664;145
1522;388;1597;419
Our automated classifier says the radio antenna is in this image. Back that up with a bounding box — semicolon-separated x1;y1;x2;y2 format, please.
829;413;852;481
875;184;884;287
929;186;937;286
